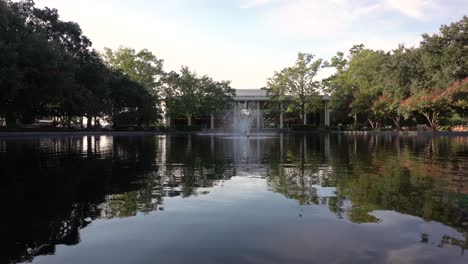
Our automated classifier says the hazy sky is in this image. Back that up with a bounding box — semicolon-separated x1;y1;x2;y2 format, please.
33;0;467;88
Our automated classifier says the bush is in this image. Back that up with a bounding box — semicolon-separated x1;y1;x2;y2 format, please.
113;125;139;131
175;125;201;131
154;125;168;132
292;124;317;131
347;124;371;131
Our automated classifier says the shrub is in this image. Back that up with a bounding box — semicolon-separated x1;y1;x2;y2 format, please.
292;124;318;131
175;125;201;131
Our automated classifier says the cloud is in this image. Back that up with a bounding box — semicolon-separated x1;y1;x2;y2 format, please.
246;0;450;38
264;0;385;36
386;0;435;19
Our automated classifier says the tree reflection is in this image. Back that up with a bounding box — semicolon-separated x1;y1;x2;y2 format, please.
1;135;234;263
267;134;468;251
2;134;467;263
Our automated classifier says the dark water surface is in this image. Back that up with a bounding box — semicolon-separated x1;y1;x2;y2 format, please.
2;134;468;264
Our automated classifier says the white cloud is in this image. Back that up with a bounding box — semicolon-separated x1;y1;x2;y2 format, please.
386;0;435;19
250;0;448;38
264;0;385;36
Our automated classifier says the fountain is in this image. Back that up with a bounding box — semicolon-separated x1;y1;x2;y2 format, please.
232;102;257;135
198;101;277;139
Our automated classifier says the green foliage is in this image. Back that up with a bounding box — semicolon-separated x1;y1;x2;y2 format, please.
401;78;468;130
0;0;164;128
291;124;318;131
444;78;468;116
266;53;323;124
324;16;468;130
102;46;163;94
174;125;202;131
401;87;450;130
164;66;234;125
419;16;468;88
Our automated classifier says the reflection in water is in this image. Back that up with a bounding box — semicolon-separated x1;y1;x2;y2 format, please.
1;134;468;263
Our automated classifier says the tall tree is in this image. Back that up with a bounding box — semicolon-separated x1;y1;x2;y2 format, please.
102;47;163;92
401;87;451;131
419;16;468;88
164;67;234;126
102;46;163;123
267;53;323;125
323;51;353;125
324;46;389;128
164;67;201;126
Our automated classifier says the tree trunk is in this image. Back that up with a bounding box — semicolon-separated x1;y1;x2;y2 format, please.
187;115;192;126
5;112;18;128
392;115;401;130
94;116;100;128
300;103;306;125
87;115;92;129
368;119;378;130
422;111;438;131
66;116;71;128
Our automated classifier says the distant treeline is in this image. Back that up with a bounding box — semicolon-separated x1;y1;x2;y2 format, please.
0;0;234;129
324;17;468;130
1;0;467;131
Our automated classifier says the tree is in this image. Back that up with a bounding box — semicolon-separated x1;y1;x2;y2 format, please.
163;67;234;126
107;69;158;127
443;78;468;117
324;46;389;127
164;67;201;125
371;95;401;129
0;0;162;129
102;47;163;92
347;48;389;128
401;87;450;131
323;51;353;125
419;16;468;88
103;46;163;124
199;77;235;116
267;53;323;125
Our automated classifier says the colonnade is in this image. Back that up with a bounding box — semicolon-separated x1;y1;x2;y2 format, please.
164;99;331;129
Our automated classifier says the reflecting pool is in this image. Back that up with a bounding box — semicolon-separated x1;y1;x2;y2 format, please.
2;134;468;264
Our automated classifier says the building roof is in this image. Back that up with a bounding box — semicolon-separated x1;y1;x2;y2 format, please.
235;89;268;97
234;89;269;101
234;88;329;101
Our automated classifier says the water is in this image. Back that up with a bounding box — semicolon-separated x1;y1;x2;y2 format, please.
1;134;468;264
228;101;260;133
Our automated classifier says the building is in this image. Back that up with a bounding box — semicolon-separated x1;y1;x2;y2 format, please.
165;88;331;130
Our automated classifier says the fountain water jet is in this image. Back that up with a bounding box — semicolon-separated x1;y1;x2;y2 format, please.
230;102;258;136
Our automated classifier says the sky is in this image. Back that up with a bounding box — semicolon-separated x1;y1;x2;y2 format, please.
32;0;468;88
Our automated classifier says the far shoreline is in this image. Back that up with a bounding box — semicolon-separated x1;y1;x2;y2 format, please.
0;130;467;138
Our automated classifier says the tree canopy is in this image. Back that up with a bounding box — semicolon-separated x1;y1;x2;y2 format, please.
266;53;323;124
324;16;468;130
0;0;234;129
1;0;466;131
164;67;235;125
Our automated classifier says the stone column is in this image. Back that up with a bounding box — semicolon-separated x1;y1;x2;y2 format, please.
233;101;237;129
324;133;330;162
303;112;307;125
324;100;330;126
165;114;171;128
210;135;214;156
256;101;261;129
210;113;215;129
280;102;284;129
280;133;284;159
